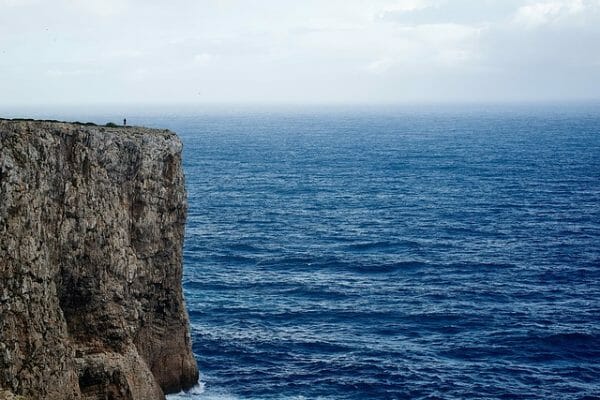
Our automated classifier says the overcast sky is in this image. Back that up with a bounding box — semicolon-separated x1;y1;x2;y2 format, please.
1;0;599;105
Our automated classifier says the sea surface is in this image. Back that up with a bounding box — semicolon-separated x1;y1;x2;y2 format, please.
14;104;600;399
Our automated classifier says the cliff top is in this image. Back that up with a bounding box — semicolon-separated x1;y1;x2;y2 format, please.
0;118;176;140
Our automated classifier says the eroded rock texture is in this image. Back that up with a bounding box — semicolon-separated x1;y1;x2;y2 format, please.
0;120;198;399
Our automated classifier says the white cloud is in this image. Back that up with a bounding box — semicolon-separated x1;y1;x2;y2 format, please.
380;0;431;14
364;23;481;75
367;58;396;74
66;0;129;17
45;68;100;77
513;0;587;27
193;53;216;66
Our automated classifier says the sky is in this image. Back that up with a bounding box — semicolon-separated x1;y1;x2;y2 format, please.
1;0;599;105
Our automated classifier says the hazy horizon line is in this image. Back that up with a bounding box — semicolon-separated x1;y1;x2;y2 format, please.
2;98;600;111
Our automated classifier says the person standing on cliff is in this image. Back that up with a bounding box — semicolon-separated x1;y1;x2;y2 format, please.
123;118;127;126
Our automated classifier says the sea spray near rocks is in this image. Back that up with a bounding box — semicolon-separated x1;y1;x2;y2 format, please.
0;120;198;399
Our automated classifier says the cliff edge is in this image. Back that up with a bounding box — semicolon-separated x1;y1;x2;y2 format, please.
0;120;199;399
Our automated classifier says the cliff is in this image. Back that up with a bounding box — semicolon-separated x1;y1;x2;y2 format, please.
0;120;199;399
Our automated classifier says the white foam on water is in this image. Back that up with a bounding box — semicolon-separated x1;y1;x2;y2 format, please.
166;380;206;399
167;387;325;400
166;379;241;400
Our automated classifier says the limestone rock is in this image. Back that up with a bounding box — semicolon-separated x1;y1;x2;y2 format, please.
0;120;199;399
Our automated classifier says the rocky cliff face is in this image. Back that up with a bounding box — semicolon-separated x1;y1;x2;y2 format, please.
0;120;199;399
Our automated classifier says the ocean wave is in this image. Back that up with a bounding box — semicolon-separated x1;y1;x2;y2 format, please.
174;109;600;399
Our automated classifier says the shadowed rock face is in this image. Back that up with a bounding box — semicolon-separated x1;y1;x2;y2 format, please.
0;120;199;399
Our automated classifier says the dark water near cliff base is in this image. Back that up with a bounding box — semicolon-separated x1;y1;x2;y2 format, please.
10;104;600;399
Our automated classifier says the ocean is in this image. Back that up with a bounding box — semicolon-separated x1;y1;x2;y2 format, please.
15;104;600;399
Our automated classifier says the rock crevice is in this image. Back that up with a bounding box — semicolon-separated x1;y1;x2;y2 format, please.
0;120;198;399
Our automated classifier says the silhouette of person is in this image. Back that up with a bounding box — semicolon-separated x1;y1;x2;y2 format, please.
123;118;127;126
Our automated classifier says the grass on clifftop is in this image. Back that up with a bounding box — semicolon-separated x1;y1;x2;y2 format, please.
0;117;128;128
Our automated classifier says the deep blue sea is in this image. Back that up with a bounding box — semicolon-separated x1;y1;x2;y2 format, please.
11;104;600;399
